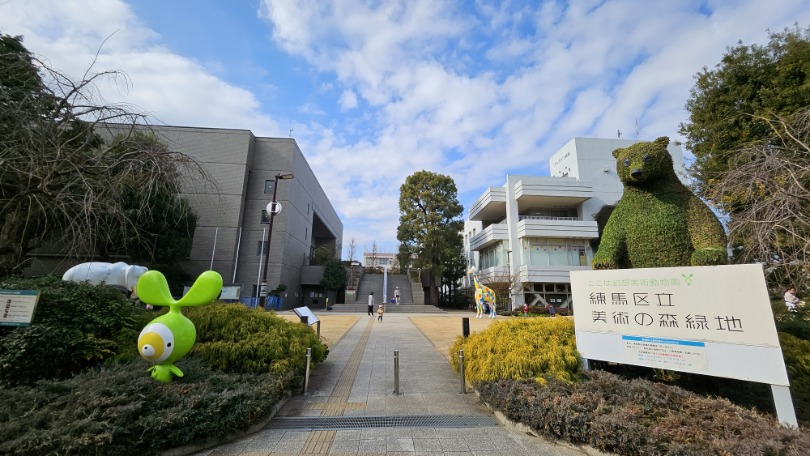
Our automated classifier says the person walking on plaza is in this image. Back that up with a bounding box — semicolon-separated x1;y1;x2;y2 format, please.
377;304;384;322
394;286;400;305
367;292;374;316
785;286;802;312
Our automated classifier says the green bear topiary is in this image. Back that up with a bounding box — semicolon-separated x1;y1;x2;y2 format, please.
592;137;728;269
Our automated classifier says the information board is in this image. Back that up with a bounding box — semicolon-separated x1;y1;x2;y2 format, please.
571;264;788;385
0;290;41;327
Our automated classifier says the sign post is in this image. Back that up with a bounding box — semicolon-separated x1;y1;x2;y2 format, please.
571;264;797;427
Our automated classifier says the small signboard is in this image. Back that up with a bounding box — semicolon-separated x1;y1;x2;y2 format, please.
220;286;241;302
293;306;320;325
0;290;41;327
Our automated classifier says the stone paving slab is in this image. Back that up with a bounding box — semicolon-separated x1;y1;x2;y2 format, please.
187;312;600;456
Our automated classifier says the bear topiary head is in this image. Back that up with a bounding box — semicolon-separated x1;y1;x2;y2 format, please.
612;136;674;186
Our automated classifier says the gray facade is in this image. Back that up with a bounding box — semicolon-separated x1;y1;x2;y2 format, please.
23;125;342;308
145;126;343;308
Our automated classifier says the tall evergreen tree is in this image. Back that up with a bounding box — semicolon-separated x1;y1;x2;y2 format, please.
397;171;464;306
680;25;810;198
679;25;810;289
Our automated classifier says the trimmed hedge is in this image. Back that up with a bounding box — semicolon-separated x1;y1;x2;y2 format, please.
0;276;140;386
184;303;328;376
0;359;293;456
450;318;580;384
479;371;810;455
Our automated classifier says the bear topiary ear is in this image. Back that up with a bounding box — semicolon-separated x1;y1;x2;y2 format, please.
654;136;670;148
612;148;622;158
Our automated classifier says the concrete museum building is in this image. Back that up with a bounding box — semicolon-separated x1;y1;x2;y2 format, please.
30;125;343;309
463;137;685;312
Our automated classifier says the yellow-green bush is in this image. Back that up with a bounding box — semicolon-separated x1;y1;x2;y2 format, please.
450;317;581;384
184;304;328;376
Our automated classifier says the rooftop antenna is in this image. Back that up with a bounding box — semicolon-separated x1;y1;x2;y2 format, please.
617;129;622;139
634;119;641;139
289;122;293;138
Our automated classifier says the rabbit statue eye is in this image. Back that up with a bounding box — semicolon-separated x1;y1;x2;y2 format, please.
138;323;175;363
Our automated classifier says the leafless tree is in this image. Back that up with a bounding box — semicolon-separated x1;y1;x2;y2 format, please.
366;241;379;271
707;108;810;290
0;35;212;277
485;267;522;312
347;237;357;262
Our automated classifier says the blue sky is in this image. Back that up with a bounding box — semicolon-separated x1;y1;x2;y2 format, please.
2;0;810;259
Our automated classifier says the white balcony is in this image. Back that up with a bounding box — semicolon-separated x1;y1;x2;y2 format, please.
514;177;593;212
468;187;507;222
517;217;598;239
469;223;509;251
517;264;592;284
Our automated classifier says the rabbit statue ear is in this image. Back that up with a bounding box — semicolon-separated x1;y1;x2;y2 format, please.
176;270;223;307
136;271;175;307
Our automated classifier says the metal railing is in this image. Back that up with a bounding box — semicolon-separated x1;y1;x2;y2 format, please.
518;215;580;221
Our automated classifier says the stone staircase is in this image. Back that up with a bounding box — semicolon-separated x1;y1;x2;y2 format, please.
329;273;443;313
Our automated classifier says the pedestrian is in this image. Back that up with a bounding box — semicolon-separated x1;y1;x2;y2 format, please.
368;292;374;316
394;286;400;305
785;286;802;313
377;304;384;322
523;303;528;317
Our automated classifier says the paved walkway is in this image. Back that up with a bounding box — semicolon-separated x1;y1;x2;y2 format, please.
189;312;595;456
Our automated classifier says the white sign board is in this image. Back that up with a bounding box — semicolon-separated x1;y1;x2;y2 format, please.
571;264;788;386
0;290;41;327
293;306;320;325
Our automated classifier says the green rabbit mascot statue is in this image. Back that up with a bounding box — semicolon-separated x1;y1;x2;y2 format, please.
136;270;223;382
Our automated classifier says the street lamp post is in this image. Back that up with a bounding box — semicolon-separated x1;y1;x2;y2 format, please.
259;172;295;308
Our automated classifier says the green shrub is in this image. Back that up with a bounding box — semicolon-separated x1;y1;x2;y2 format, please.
450;318;580;384
779;332;810;425
774;299;810;341
508;305;553;317
184;303;328;376
0;276;140;386
0;359;293;456
478;371;810;455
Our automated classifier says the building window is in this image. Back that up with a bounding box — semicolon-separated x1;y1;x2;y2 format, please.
264;180;273;194
260;210;269;224
257;241;268;256
522;238;592;267
480;241;508;269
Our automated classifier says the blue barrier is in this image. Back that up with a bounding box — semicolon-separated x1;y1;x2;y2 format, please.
238;297;282;310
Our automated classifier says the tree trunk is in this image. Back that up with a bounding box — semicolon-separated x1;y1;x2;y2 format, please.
0;205;33;278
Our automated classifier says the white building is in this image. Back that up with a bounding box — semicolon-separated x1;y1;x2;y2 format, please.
464;137;686;312
363;251;398;271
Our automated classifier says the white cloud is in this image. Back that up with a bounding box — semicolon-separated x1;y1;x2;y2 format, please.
258;0;810;256
0;0;282;136
338;90;358;110
5;0;810;257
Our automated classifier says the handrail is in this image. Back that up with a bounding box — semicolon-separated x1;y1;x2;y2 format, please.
518;215;580;221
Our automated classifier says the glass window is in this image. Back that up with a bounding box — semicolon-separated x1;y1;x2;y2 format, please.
264;180;273;194
261;210;269;224
548;239;567;265
256;241;268;256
